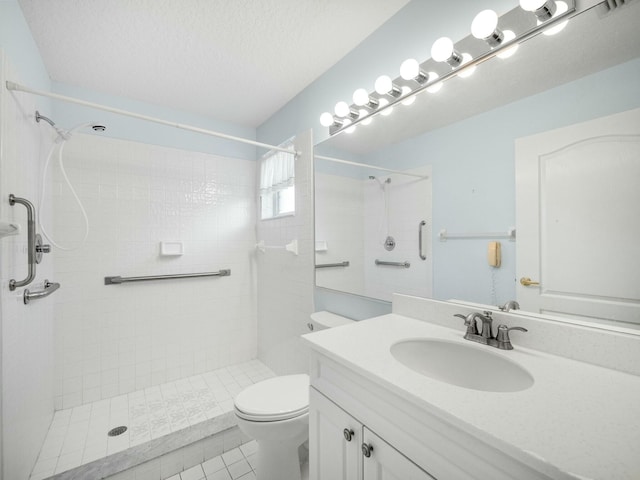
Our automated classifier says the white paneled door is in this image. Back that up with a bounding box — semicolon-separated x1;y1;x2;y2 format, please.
516;107;640;326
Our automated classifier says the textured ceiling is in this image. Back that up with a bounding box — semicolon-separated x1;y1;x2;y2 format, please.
18;0;409;127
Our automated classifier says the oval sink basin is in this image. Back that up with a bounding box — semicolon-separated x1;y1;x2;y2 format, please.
390;339;534;392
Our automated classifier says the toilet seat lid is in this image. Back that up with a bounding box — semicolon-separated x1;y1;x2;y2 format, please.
234;374;309;421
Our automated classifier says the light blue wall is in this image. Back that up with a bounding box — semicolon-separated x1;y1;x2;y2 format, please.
256;0;640;315
257;0;514;148
0;0;50;91
51;82;257;160
365;57;640;305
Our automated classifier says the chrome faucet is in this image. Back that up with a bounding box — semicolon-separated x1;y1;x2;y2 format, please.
454;311;528;350
455;312;480;338
499;300;520;312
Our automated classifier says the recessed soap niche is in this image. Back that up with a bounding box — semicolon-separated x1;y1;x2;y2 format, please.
159;241;184;256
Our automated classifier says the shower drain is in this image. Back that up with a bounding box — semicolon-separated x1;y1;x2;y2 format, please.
108;426;128;437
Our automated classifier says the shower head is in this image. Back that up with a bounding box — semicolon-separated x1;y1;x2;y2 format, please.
369;176;391;185
35;111;106;140
35;110;68;139
35;111;56;128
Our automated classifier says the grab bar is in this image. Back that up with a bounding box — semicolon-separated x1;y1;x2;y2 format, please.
104;269;231;285
9;194;38;290
315;261;350;269
439;228;516;241
375;260;410;268
24;280;60;305
419;220;427;260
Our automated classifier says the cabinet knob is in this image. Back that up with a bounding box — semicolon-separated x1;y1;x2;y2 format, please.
343;428;354;442
361;443;373;458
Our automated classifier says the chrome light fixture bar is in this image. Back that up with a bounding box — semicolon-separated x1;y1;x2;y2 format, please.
322;0;576;137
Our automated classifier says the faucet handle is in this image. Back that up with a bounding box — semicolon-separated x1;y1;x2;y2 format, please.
495;324;528;350
454;313;479;335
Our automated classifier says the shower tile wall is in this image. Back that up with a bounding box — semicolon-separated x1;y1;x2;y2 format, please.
314;168;432;302
256;131;315;375
314;173;365;294
0;52;56;480
51;134;257;410
363;168;432;302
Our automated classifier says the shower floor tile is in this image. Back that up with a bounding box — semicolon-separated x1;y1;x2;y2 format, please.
30;360;275;480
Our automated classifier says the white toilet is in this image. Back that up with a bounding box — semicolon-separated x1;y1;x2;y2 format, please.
234;311;354;480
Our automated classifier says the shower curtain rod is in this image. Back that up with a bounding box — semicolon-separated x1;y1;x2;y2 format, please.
5;81;298;155
314;154;428;179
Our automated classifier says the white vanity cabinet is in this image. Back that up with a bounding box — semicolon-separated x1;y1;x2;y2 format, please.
306;346;569;480
310;386;436;480
304;300;640;480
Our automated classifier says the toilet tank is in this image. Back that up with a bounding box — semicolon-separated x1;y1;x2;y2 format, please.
308;311;355;332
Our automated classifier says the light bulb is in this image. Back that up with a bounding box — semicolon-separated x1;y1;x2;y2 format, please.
343;119;356;134
353;88;370;106
497;30;518;59
541;1;568;36
520;0;556;20
426;72;443;93
400;58;428;84
378;98;393;116
375;75;393;95
431;37;462;68
320;112;334;127
471;10;499;39
457;53;476;78
431;37;454;62
359;109;372;126
401;86;415;106
519;0;547;11
334;101;350;117
400;59;419;80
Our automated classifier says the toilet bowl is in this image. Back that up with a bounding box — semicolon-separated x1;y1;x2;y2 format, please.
234;311;354;480
234;374;310;480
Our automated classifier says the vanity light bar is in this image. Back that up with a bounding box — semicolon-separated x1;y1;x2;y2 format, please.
321;0;576;137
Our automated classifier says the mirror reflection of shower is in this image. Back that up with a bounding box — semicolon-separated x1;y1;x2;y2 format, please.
369;175;395;251
36;111;106;251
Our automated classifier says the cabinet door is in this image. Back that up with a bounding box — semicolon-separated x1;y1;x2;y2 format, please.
362;428;437;480
309;387;362;480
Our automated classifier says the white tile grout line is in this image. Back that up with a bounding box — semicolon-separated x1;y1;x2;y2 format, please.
168;440;259;480
171;438;309;480
30;360;275;479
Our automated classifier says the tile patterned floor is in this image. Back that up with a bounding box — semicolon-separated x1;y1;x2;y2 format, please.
171;441;309;480
30;360;275;479
168;442;258;480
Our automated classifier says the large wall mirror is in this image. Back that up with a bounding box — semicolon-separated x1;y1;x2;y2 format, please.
314;1;640;329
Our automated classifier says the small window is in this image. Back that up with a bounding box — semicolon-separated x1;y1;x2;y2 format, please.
259;142;295;220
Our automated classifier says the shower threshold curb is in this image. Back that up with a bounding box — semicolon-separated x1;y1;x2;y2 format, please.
43;411;237;480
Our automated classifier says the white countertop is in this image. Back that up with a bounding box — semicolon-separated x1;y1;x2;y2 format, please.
303;313;640;480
